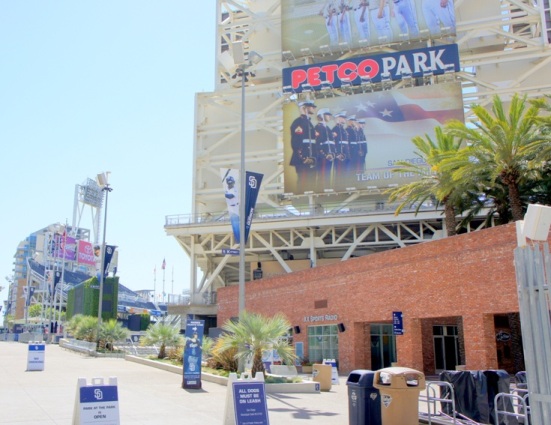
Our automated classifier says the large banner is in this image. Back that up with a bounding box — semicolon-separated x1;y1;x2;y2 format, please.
77;240;96;266
282;0;456;59
49;232;77;262
183;319;205;389
283;81;464;194
221;169;264;244
283;44;459;92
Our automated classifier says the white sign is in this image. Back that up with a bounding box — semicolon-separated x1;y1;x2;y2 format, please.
27;342;45;371
73;377;120;425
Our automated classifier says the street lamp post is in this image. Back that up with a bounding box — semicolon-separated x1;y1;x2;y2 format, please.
236;51;263;320
96;172;112;324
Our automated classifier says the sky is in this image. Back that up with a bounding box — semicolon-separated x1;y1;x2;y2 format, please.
0;2;216;306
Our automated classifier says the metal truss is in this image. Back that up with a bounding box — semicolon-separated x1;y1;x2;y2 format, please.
166;0;551;306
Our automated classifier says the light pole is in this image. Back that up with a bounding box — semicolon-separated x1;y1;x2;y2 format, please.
236;51;263;318
96;172;112;324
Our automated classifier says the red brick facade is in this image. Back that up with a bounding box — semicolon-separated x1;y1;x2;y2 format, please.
217;223;526;374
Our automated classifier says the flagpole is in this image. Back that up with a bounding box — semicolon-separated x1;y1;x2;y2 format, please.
162;259;166;302
153;266;157;305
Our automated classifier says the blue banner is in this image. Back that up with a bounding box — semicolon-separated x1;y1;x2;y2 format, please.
221;169;264;245
283;44;460;93
183;319;205;389
244;171;263;244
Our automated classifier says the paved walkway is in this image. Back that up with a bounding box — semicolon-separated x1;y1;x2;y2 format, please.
1;341;351;424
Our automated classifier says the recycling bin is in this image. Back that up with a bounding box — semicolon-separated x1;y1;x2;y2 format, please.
347;370;381;425
312;363;332;391
373;367;425;425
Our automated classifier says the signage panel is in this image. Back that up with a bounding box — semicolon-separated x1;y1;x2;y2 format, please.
283;82;464;195
283;44;460;93
282;0;457;59
393;311;404;335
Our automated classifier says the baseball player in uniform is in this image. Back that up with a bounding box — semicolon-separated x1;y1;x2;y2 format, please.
320;1;339;46
290;100;318;193
369;0;393;44
352;1;371;41
224;175;241;242
422;0;455;36
338;0;353;44
392;0;420;38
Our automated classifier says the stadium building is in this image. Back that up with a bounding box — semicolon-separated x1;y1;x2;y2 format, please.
165;0;551;374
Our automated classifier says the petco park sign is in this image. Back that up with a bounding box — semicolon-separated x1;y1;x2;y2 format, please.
282;44;459;93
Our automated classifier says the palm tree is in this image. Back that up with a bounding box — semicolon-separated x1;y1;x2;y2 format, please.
445;94;547;221
141;322;183;359
99;319;130;351
386;126;467;236
215;311;297;377
72;315;98;343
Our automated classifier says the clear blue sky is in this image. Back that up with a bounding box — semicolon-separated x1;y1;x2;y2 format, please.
0;2;216;306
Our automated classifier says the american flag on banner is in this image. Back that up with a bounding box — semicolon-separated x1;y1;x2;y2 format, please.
162;258;166;270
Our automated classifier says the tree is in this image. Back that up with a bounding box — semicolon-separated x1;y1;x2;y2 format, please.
445;94;548;221
99;319;130;351
28;304;42;318
72;315;98;342
215;311;297;377
141;322;183;359
387;126;467;236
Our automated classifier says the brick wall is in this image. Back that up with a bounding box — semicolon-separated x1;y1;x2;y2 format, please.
217;223;526;374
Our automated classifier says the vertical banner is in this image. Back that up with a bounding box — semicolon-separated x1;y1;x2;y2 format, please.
183;319;205;389
244;171;263;243
97;245;116;279
220;169;264;244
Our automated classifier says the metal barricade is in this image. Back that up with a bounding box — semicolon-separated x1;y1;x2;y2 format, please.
494;390;530;425
419;381;458;424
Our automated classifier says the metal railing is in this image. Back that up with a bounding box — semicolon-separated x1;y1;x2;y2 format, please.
165;199;441;227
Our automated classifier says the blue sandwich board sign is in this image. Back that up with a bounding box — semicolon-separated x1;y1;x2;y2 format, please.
232;381;270;425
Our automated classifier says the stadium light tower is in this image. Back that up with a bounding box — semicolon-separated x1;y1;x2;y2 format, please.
96;172;112;324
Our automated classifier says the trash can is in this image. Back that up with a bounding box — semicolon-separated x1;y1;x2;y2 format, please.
373;367;425;425
312;363;332;391
347;370;381;425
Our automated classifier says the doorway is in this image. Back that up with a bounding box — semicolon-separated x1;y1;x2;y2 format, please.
433;325;459;372
370;324;396;370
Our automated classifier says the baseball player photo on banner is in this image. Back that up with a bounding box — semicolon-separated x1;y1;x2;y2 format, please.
283;81;464;195
281;0;456;59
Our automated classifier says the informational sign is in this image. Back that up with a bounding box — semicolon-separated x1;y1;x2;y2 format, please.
183;319;205;389
323;359;340;385
73;377;120;425
27;342;45;371
232;381;269;425
393;311;404;335
223;372;270;425
222;249;240;256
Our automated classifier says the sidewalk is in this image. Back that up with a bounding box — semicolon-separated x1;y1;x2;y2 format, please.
0;341;350;425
